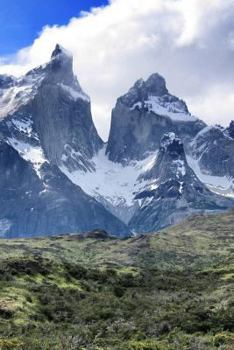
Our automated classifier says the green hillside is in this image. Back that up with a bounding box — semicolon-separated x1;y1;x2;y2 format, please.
0;211;233;349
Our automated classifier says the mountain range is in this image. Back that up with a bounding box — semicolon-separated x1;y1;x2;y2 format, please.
0;44;233;238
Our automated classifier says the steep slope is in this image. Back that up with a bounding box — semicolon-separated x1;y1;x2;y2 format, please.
0;45;129;238
0;44;103;172
188;123;234;197
129;133;234;233
106;73;205;163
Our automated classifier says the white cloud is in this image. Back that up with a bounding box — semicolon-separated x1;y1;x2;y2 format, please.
187;85;234;127
0;0;234;139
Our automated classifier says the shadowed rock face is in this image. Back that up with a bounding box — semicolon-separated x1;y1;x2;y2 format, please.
29;45;103;171
129;133;234;233
190;124;234;178
227;121;234;139
106;73;205;163
0;75;15;89
0;141;129;238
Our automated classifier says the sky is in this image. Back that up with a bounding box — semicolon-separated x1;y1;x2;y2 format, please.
0;0;108;55
0;0;234;140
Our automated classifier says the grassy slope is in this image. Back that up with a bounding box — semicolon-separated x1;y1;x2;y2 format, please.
0;211;233;349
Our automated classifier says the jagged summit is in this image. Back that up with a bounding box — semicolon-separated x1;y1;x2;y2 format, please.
106;73;204;163
120;73;169;108
144;73;169;96
51;44;72;59
140;132;188;186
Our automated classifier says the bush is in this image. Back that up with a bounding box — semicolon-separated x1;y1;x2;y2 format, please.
0;339;23;350
213;332;234;347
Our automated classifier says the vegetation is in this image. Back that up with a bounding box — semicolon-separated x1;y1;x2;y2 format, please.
0;211;233;349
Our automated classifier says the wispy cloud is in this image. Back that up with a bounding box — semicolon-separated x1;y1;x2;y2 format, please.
0;0;233;139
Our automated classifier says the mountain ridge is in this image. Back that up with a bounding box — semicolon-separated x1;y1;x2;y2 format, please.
0;44;234;238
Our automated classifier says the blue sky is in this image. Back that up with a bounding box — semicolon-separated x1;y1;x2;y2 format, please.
0;0;108;55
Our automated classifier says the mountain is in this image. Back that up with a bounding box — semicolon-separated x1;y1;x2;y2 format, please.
0;210;233;348
129;133;234;233
0;44;103;172
0;45;234;237
0;45;129;238
106;73;205;163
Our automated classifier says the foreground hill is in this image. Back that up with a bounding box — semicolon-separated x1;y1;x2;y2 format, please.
0;211;233;349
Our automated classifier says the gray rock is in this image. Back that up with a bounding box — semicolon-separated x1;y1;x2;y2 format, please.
0;140;129;238
189;124;234;177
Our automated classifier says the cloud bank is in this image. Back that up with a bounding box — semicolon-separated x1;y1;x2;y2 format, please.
0;0;234;139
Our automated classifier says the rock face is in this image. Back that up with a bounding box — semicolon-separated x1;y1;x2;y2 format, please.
0;140;129;238
187;124;234;196
129;133;234;233
227;121;234;139
106;74;205;163
0;45;129;238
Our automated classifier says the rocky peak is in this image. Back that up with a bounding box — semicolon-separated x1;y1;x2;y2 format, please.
145;73;168;96
23;44;76;89
42;44;75;86
119;73;169;108
51;44;72;59
106;73;204;163
141;133;187;184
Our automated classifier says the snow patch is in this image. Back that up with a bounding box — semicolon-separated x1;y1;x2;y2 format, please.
131;96;197;122
173;159;186;177
0;74;45;119
11;117;33;137
7;138;46;178
187;155;234;198
59;83;90;102
60;146;157;208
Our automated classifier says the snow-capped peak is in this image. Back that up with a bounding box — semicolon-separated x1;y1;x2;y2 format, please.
51;44;72;60
122;73;197;123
